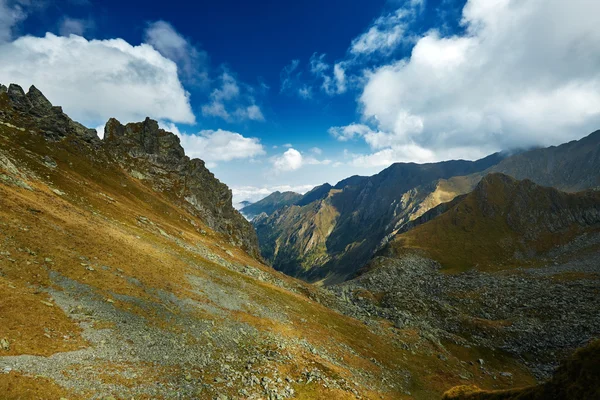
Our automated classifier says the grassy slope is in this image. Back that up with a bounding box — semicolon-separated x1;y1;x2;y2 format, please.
390;174;600;273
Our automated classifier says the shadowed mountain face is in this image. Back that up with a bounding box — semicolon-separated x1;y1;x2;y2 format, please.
254;130;600;285
254;153;507;284
240;191;302;219
488;131;600;192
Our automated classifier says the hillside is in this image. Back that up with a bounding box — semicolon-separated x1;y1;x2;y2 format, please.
240;191;302;219
0;83;541;399
254;154;505;284
388;173;600;273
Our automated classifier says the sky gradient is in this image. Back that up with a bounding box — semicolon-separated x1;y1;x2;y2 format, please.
1;0;599;205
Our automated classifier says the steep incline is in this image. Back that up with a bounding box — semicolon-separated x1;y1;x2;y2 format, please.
443;340;600;400
0;83;259;258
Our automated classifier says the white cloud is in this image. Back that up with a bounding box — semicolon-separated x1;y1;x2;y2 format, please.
310;53;347;96
280;59;300;93
310;147;322;155
349;1;426;57
0;33;195;125
298;85;312;99
95;124;105;139
160;122;265;164
333;63;347;94
353;0;600;164
0;0;32;43
272;148;303;172
271;148;331;173
144;20;208;85
329;123;376;142
202;71;264;121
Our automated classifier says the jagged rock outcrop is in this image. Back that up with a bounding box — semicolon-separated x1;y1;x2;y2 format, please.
102;117;259;256
0;83;98;142
0;83;259;257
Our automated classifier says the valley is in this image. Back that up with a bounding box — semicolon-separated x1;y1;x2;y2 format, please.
0;84;598;400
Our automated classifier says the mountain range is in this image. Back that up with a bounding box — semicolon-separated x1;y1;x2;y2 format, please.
1;83;598;399
253;130;600;284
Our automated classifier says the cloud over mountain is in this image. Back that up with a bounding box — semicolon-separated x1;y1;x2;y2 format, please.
0;33;195;126
349;0;600;166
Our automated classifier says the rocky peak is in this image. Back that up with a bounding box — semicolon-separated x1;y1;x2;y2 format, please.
102;116;259;256
1;82;99;143
26;85;54;116
104;117;186;170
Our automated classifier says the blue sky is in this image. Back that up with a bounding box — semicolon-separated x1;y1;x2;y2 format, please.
1;0;600;205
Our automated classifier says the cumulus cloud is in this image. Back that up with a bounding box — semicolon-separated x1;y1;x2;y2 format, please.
0;33;195;125
349;0;600;166
272;148;303;172
271;148;331;172
144;20;208;85
202;71;264;121
160;122;265;165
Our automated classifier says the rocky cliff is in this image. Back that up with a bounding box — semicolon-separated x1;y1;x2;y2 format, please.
0;83;259;257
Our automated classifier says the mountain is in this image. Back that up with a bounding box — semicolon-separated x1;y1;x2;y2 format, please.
254;153;506;284
3;83;538;399
240;190;302;219
488;131;600;192
387;173;600;272
254;130;600;285
333;174;600;381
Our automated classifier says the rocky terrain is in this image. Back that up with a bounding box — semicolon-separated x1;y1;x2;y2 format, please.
240;191;302;220
0;83;546;399
331;175;600;382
